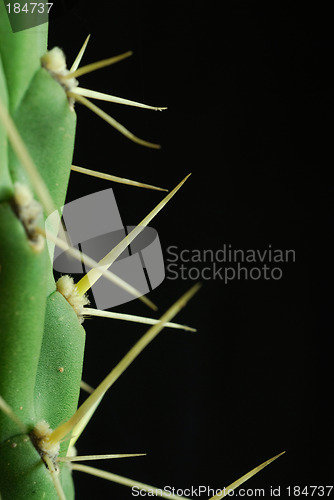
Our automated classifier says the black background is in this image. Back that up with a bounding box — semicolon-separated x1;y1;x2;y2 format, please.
48;2;333;499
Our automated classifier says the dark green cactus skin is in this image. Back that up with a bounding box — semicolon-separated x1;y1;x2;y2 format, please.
0;434;74;499
0;3;84;498
0;203;48;441
34;291;86;439
0;49;11;199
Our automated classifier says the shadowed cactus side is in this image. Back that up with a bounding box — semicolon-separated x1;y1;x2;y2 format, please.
0;4;283;499
0;3;88;498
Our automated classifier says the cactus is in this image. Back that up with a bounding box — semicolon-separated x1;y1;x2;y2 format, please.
0;4;284;499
